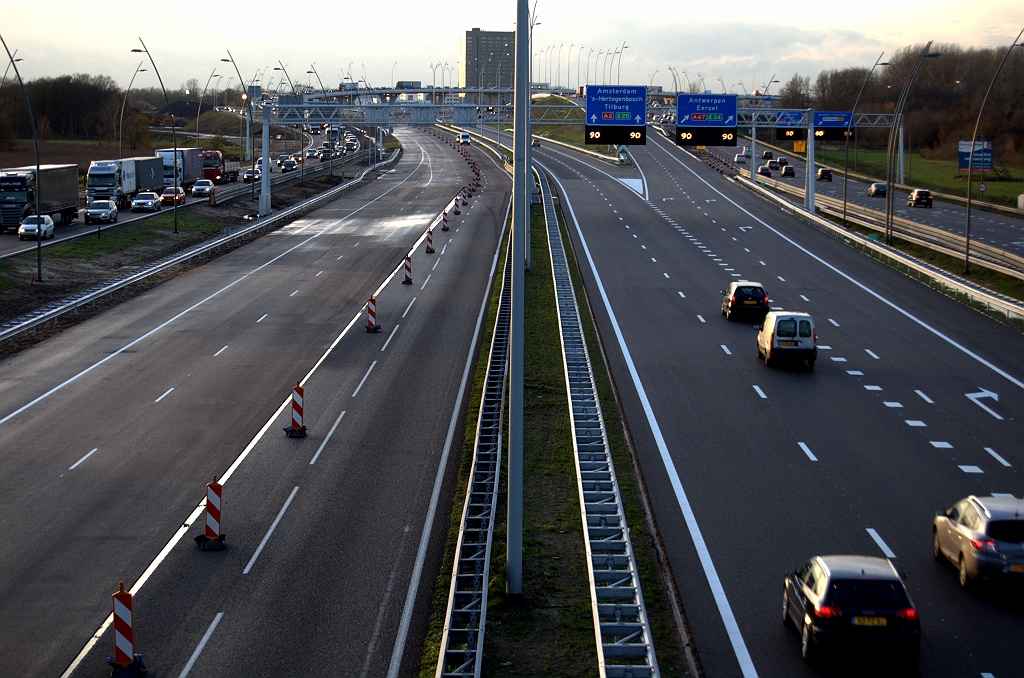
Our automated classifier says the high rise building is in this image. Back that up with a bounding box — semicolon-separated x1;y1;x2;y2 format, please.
461;28;515;91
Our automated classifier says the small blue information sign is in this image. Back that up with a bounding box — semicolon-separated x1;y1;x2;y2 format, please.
675;94;738;127
814;111;853;128
776;110;803;127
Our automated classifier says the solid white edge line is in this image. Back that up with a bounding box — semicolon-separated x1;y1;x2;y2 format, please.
648;136;1024;392
310;411;346;465
798;442;818;462
177;611;224;678
866;528;897;558
381;325;400;352
402;297;417;318
539;162;759;678
243;486;299;574
984;447;1011;467
352;360;377;398
68;448;98;470
386;193;511;678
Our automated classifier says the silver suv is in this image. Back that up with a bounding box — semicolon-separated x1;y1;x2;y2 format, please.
933;495;1024;589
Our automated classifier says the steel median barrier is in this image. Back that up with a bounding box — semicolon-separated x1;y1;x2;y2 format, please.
0;149;401;345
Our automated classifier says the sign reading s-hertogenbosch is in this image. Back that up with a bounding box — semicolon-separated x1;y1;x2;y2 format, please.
585;85;647;145
675;94;737;127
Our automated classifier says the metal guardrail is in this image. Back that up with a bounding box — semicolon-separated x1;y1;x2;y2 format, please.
539;169;659;677
436;238;512;678
0;150;400;344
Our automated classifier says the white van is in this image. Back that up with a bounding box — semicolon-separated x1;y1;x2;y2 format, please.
459;132;471;145
757;311;817;369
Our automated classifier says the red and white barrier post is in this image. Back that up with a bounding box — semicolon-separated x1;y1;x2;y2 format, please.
403;255;413;284
283;382;307;437
425;228;435;253
366;295;382;333
195;475;226;549
106;581;145;674
441;211;449;231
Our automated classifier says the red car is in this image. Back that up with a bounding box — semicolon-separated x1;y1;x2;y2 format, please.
161;186;186;205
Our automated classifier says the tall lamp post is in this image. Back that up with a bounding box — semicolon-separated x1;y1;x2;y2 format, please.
118;61;146;159
222;54;256;199
1;35;44;280
964;27;1023;273
132;39;179;234
841;53;888;229
616;42;628;85
196;70;220;147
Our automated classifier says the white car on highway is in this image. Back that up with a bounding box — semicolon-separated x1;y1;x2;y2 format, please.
18;214;55;240
131;192;162;212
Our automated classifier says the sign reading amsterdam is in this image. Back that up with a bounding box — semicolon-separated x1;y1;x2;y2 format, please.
675;94;738;147
585;85;648;145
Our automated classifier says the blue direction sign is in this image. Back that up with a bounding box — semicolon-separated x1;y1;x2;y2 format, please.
586;86;647;126
675;94;738;126
776;110;804;127
814;111;853;128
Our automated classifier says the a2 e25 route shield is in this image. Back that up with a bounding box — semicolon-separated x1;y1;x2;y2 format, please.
585;85;647;145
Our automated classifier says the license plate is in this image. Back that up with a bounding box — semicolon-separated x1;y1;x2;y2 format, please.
1011;564;1024;573
852;616;887;626
779;340;796;346
743;301;758;305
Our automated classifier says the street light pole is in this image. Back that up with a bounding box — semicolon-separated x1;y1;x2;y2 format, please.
1;34;44;281
617;43;628;85
196;70;220;148
964;27;1023;274
842;53;887;229
133;39;178;234
119;61;146;159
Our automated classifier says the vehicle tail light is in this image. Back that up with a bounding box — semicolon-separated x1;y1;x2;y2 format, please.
814;330;818;345
730;295;736;305
769;330;774;349
896;608;918;620
970;538;999;553
815;605;841;618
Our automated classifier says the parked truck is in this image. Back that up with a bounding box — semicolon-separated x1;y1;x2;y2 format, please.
156;147;204;188
0;164;79;232
85;157;162;209
201;150;240;184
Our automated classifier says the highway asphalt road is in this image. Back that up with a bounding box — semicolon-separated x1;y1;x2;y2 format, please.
533;133;1022;677
732;143;1024;255
0;128;511;677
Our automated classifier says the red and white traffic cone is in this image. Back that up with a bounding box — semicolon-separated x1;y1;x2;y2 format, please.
195;476;226;549
366;295;381;333
425;228;435;253
441;212;449;232
107;582;145;674
283;382;307;437
402;255;413;284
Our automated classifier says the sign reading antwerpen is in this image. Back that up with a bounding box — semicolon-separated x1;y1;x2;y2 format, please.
585;85;647;145
675;93;738;147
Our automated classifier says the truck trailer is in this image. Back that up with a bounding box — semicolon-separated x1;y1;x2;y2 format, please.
87;157;164;208
0;164;79;232
201;150;240;184
156;147;204;188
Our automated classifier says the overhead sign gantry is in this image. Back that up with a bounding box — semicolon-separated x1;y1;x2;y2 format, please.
584;85;648;145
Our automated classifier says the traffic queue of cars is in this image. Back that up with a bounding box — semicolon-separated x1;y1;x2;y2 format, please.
714;278;1024;668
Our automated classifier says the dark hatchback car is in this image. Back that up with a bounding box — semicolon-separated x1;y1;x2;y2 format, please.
784;555;920;666
721;281;769;321
781;165;796;178
817;168;833;181
868;182;886;197
762;150;773;160
908;188;933;207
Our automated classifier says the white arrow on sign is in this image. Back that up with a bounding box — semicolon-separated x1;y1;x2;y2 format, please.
725;115;734;125
591;114;597;122
966;388;1003;419
635;114;642;123
680;114;690;123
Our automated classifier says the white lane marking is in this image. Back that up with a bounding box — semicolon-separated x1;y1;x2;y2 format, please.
214;345;228;357
257;313;268;322
69;448;98;470
959;465;984;474
381;325;400;352
883;402;903;408
651;257;657;263
721;345;732;355
402;297;416;318
866;528;896;558
759;260;765;265
420;274;431;290
865;349;879;359
540;164;758;678
243;486;299;574
352;360;377;398
663;272;670;279
177;612;224;678
931;441;953;448
753;385;767;399
798;442;818;461
289;290;299;297
818;345;832;350
864;385;882;391
981;673;996;678
337;254;344;260
155;388;174;403
652;138;1024;392
905;420;927;427
847;370;863;375
432;257;441;271
697;315;705;323
441;244;448;255
361;527;411;678
799;294;809;301
915;390;934;403
316;271;323;277
678;291;686;299
310;411;346;465
777;276;785;282
642;245;647;250
386;213;506;678
984;447;1011;467
966;389;1004;420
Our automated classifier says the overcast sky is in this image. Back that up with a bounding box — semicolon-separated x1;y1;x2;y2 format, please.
3;1;1020;94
